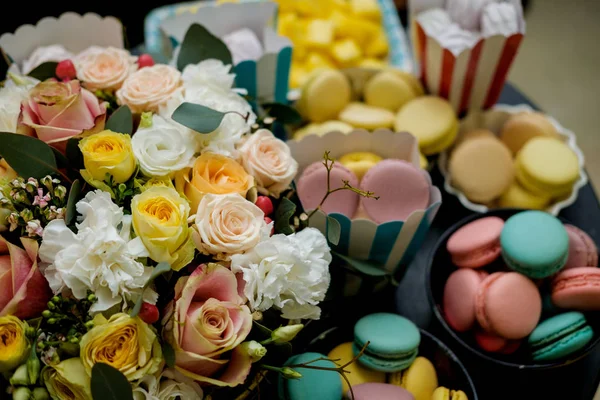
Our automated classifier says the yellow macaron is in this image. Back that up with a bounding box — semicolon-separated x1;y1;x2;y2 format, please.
515;137;580;198
419;152;428;170
338;151;383;180
393;356;438;400
432;387;469;400
293;120;354;140
454;129;496;148
339;102;395;130
498;182;550;210
394;96;458;155
327;342;386;393
500;112;559;155
297;69;351;122
364;71;417;112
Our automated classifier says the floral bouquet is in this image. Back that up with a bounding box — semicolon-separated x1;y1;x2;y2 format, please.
0;20;373;400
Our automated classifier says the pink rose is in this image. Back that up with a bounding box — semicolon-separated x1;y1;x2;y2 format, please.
75;46;138;91
20;80;107;150
0;236;51;319
116;65;183;113
163;263;253;387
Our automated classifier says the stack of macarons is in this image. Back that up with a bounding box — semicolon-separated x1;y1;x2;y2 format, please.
448;111;581;210
297;153;432;223
279;313;470;400
442;210;598;362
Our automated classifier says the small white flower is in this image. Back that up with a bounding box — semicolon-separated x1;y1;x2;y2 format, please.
39;190;153;313
231;227;332;320
132;114;199;178
21;45;73;74
133;369;204;400
181;59;236;91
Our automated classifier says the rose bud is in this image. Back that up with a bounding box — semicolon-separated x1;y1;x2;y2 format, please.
255;196;274;216
138;54;155;68
138;302;159;324
55;60;76;81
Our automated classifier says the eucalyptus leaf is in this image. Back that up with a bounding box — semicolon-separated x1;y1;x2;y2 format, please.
27;61;58;81
65;179;81;225
274;197;296;235
171;102;226;134
162;341;176;369
326;216;341;246
91;363;133;400
332;251;389;277
66;138;84;169
177;24;233;71
130;262;172;317
51;147;70;169
106;105;133;135
0;132;58;179
262;103;302;125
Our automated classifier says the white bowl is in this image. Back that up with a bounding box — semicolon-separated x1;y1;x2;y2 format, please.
438;103;588;216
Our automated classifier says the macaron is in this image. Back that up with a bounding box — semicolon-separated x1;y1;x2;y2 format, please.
297;161;359;217
474;330;521;354
551;267;600;310
449;137;514;203
500;211;569;278
338;151;383;180
500;112;559;155
475;272;542;339
564;224;598;269
454;128;495;148
293;120;354;140
353;313;420;372
360;159;430;223
431;387;469;400
528;311;594;362
515;137;580;198
498;182;550;210
279;352;343;400
339;102;395;130
394;96;458;155
443;269;489;332
446;216;504;268
297;69;351;122
364;71;417;112
348;383;415;400
398;356;438;400
389;69;425;97
327;342;386;393
419;152;428;169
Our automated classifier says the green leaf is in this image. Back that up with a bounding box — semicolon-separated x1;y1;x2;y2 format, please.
51;147;70;169
326;216;341;246
27;61;57;81
91;363;133;400
252;320;273;336
177;24;233;71
171;102;226;134
66;138;84;169
262;103;302;125
332;251;389;277
65;179;81;225
0;132;58;179
130;262;171;318
274;197;296;235
106;105;133;135
162;341;176;369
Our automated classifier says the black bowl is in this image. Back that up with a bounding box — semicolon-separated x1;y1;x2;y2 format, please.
426;208;600;369
303;324;478;399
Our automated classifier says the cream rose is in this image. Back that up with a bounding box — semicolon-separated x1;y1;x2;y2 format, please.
75;46;138;91
116;65;183;113
192;193;271;260
238;129;298;197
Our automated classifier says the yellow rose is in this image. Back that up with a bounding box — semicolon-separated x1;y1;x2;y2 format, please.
139;176;176;192
79;313;163;381
131;186;195;271
42;358;92;400
79;130;137;184
0;316;29;373
175;152;254;213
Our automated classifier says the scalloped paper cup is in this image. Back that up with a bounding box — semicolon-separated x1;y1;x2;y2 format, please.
439;104;588;216
287;129;442;277
0;12;124;66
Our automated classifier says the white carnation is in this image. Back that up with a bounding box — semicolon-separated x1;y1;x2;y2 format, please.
0;85;28;133
133;369;204;400
231;227;332;320
132;114;199;177
22;45;73;74
39;190;154;313
181;59;236;91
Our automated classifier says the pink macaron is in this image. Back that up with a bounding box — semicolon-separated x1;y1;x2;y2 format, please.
552;267;600;310
297;161;359;217
564;224;598;269
443;269;489;332
348;383;415;400
475;272;542;339
446;217;504;268
360;159;430;223
475;330;521;354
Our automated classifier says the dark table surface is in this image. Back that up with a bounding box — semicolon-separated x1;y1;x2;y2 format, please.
392;83;600;400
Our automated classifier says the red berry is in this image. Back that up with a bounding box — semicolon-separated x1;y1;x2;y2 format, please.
55;60;76;80
256;196;274;216
139;302;159;324
264;217;275;235
138;54;155;68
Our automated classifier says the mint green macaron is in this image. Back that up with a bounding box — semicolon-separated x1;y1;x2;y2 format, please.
529;311;594;362
353;313;420;372
278;352;342;400
501;211;569;278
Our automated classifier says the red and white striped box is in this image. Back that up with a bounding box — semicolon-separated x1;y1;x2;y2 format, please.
409;0;525;115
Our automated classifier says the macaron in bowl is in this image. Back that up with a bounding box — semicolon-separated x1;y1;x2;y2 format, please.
551;267;600;310
528;312;594;362
446;216;504;268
